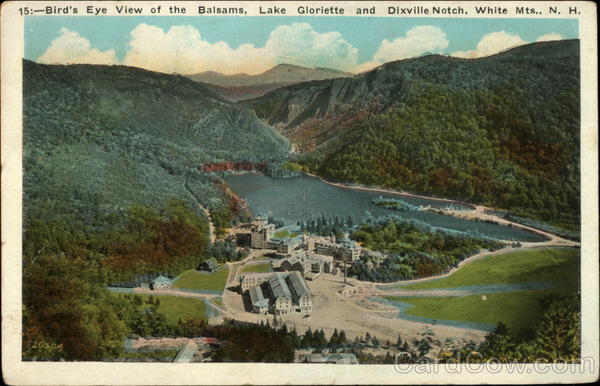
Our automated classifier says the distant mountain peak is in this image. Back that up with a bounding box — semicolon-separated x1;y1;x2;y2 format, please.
270;63;303;69
266;63;350;75
186;63;352;100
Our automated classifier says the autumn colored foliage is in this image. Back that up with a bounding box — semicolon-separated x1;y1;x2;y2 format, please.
199;161;268;173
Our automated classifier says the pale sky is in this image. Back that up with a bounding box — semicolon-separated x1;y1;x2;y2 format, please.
25;16;578;75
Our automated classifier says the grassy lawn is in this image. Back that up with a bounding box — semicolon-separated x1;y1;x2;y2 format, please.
211;297;224;308
273;229;301;238
110;293;207;324
387;248;580;337
148;295;207;324
241;263;271;273
391;288;574;338
274;230;289;238
173;267;229;292
403;248;579;290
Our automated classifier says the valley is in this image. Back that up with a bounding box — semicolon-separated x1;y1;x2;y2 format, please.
243;39;580;230
21;39;582;363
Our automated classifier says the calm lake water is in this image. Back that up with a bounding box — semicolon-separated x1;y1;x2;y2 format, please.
223;174;545;242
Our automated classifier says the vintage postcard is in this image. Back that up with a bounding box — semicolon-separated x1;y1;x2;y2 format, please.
1;0;598;384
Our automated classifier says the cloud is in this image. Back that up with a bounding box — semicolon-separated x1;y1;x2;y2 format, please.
452;31;563;58
450;50;475;59
536;33;563;42
354;61;382;74
372;26;449;63
37;28;117;65
475;31;527;56
452;31;527;58
37;24;566;74
452;31;562;58
123;22;358;75
264;23;359;72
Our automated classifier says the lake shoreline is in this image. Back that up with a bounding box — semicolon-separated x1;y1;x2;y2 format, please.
222;172;558;242
302;171;476;210
302;172;581;246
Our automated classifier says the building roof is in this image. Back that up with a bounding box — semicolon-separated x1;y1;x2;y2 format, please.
327;353;358;364
240;272;272;284
286;254;307;265
200;259;219;271
340;239;359;249
303;353;358;364
153;275;171;284
286;271;311;300
202;337;220;345
308;253;333;263
269;273;292;300
173;340;197;363
249;285;269;308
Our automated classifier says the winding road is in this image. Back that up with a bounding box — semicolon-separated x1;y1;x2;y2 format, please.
198;205;216;243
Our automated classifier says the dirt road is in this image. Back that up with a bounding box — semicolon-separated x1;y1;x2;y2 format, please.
219;272;487;343
198;205;216;243
131;287;219;299
176;177;579;342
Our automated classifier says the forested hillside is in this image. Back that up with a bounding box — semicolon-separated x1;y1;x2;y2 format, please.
22;60;289;359
24;60;289;228
244;40;580;229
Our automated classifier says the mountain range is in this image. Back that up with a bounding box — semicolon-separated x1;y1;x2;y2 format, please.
187;63;352;101
23;39;580;234
20;39;581;362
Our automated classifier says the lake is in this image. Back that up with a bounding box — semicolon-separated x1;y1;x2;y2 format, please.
223;174;545;242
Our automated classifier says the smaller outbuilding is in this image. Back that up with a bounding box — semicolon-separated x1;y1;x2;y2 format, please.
173;340;198;363
301;353;359;364
199;258;219;272
150;275;173;290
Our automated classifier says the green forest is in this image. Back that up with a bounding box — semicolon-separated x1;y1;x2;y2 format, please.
309;84;579;230
350;218;504;281
23;199;211;360
23;60;289;232
21;60;289;360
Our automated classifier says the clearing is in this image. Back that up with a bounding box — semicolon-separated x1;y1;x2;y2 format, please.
173;267;229;292
384;248;579;337
111;293;208;324
241;263;271;273
400;248;579;290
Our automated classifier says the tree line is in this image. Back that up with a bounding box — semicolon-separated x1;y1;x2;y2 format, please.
350;218;504;281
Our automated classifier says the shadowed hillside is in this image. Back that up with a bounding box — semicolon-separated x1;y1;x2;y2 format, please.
24;60;289;229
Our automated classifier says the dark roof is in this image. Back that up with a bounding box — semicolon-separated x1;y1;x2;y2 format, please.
269;273;292;299
153;275;171;284
249;285;269;308
286;271;311;300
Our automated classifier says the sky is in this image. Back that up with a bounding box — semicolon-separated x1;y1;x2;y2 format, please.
25;16;578;75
